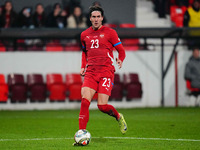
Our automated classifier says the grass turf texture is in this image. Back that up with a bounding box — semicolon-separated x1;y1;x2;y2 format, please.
0;107;200;150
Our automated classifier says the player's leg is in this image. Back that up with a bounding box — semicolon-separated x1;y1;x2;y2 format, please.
79;87;96;130
73;87;96;146
97;75;128;134
97;93;127;134
97;76;120;120
79;73;98;130
97;93;120;120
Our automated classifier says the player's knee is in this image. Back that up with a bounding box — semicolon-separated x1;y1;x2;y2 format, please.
97;104;107;112
81;87;95;101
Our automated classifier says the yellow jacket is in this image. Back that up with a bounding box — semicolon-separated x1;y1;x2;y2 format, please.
188;7;200;27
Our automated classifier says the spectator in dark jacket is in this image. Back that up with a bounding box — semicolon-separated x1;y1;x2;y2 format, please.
184;47;200;89
33;3;46;28
46;3;67;28
0;1;18;28
18;7;34;28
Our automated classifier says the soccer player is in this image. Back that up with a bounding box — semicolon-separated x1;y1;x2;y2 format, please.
77;5;127;142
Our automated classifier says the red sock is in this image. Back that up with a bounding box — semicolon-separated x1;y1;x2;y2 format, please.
98;104;120;120
79;98;90;129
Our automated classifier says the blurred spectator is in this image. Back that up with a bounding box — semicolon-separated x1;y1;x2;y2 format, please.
33;3;46;28
68;0;81;14
67;6;87;28
184;47;200;89
183;0;200;27
46;3;67;28
0;5;2;15
0;1;18;28
183;0;200;49
152;0;166;18
18;7;34;28
86;1;107;27
0;6;3;26
175;0;189;7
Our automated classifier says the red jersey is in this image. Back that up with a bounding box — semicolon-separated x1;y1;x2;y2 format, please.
81;26;125;72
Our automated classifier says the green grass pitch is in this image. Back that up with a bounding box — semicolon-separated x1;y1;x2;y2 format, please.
0;107;200;150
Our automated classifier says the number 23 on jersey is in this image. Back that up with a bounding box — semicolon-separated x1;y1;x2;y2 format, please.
90;39;99;48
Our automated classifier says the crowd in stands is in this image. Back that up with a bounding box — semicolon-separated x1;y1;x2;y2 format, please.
0;1;142;51
0;1;108;51
0;1;90;29
1;0;200;29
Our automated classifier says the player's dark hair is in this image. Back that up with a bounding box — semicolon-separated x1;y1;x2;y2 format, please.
89;5;104;17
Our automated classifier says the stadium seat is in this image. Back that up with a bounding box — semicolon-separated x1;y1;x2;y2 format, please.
64;45;81;51
16;39;27;51
27;74;46;102
186;80;200;96
7;74;27;103
0;74;8;102
27;45;44;51
0;43;6;51
170;0;176;5
170;5;187;27
45;41;63;51
64;41;81;51
119;23;136;28
104;23;118;28
119;23;139;51
189;0;194;6
65;73;82;101
123;73;143;100
110;74;123;101
185;80;200;106
46;73;66;101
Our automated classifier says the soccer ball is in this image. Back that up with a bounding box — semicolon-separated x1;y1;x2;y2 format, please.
74;129;91;146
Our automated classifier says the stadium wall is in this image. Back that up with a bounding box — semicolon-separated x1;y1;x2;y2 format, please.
0;50;191;110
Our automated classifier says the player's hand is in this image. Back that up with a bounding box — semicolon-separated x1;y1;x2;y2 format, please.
116;58;122;69
80;68;85;76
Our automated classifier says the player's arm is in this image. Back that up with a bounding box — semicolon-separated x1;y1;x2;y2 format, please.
109;29;126;69
80;32;87;76
115;43;126;69
80;51;87;76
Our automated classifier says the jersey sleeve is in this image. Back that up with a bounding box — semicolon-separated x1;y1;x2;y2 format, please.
109;29;126;62
80;32;87;68
81;51;87;69
80;32;86;52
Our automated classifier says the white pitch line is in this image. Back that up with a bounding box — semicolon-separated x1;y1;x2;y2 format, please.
101;137;200;142
0;138;72;142
0;137;200;142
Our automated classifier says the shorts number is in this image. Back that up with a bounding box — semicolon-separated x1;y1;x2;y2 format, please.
91;39;99;48
102;78;111;87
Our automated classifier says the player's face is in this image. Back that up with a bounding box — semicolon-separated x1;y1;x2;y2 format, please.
90;11;103;30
